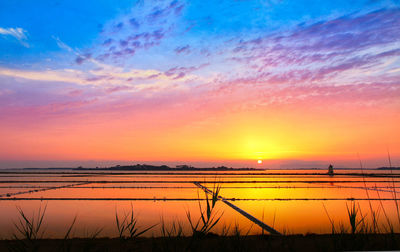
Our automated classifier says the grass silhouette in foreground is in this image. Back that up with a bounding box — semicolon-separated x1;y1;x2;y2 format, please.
186;184;222;237
115;204;157;240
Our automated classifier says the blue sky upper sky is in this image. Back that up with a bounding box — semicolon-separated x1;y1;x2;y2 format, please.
1;0;397;67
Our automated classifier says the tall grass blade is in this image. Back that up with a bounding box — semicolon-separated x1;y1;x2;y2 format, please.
63;215;77;240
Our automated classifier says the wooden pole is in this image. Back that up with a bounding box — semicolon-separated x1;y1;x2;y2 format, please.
194;182;281;235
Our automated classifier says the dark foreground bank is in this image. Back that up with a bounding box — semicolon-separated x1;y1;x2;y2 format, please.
1;234;400;252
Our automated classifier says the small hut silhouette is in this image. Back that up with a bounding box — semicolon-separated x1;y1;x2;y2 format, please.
328;164;334;175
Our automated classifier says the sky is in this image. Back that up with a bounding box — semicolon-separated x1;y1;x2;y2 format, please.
0;0;399;169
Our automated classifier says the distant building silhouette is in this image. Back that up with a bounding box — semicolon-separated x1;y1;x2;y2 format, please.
328;164;334;175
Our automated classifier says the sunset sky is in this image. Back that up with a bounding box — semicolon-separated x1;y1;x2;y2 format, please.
0;0;399;168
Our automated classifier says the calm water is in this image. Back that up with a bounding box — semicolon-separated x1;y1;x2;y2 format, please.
1;169;399;238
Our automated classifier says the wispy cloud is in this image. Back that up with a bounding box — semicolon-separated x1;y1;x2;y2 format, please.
92;0;186;62
0;27;29;47
0;27;27;40
211;9;400;93
0;67;87;85
175;45;190;54
0;65;198;91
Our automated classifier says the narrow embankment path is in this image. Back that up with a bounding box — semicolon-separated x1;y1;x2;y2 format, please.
0;182;91;198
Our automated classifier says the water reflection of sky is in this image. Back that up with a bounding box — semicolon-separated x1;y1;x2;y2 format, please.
0;170;399;238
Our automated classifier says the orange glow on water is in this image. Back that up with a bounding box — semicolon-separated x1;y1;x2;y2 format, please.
1;170;400;238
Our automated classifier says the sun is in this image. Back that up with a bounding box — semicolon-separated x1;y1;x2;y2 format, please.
257;159;262;164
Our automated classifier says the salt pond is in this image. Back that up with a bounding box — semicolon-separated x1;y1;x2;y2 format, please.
0;169;399;238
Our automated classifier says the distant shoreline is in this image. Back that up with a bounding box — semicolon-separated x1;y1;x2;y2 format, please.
377;167;400;170
72;164;260;171
14;165;395;171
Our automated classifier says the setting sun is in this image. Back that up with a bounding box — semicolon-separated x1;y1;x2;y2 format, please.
257;160;263;164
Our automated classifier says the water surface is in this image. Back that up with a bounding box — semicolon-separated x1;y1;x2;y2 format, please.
1;169;399;238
